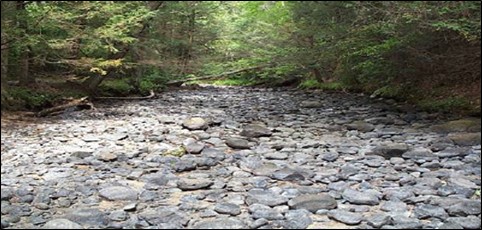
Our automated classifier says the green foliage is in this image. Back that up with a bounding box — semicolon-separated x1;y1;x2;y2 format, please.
1;1;480;115
418;97;472;113
139;78;158;95
211;77;255;86
298;79;320;89
98;79;134;96
8;87;58;110
298;79;345;91
371;85;403;99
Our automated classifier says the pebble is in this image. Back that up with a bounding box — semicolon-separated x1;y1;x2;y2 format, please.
1;86;480;229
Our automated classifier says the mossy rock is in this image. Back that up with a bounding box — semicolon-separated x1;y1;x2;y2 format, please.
163;146;186;157
431;118;481;133
448;133;481;146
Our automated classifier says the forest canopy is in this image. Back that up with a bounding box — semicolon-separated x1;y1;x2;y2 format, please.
1;1;480;114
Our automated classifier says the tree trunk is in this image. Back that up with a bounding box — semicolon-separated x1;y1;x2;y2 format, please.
16;1;31;86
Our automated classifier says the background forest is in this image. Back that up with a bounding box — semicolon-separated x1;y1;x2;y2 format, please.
1;1;480;115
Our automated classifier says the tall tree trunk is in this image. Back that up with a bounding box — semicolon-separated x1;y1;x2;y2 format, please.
16;1;32;86
181;8;195;75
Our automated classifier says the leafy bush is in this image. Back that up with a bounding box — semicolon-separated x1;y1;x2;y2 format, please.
298;79;345;91
98;79;134;96
8;87;58;110
417;97;472;113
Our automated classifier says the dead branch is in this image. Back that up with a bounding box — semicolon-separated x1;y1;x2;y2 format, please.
94;90;155;100
36;97;93;117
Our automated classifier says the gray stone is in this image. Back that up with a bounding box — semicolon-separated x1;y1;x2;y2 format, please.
391;215;422;229
240;124;272;138
327;210;363;225
174;160;197;172
447;200;481;216
214;203;241;216
177;178;213;191
182;117;208;130
288;194;337;213
225;138;251;149
380;201;407;212
265;152;289;160
402;148;438;160
184;142;205;154
99;186;138;201
346;121;375;132
342;188;380;205
271;167;306;181
283;209;313;229
1;220;9;228
367;213;391;228
140;207;188;227
448;176;478;189
65;208;108;227
246;189;289;207
248;203;284;220
413;204;448;219
301;101;322;108
434;148;468;158
438;222;464;229
42;219;83;229
1;188;14;201
362;155;386;167
199;209;218;218
192;218;247;229
96;151;118;162
109;210;127;221
446;216;481;229
321;151;339;162
249;218;269;229
371;143;409;159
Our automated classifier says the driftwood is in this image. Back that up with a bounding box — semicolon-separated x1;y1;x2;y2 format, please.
166;65;271;86
94;90;155;100
36;97;93;117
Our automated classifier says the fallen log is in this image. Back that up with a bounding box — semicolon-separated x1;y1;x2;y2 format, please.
94;90;155;100
36;97;94;117
166;65;272;86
